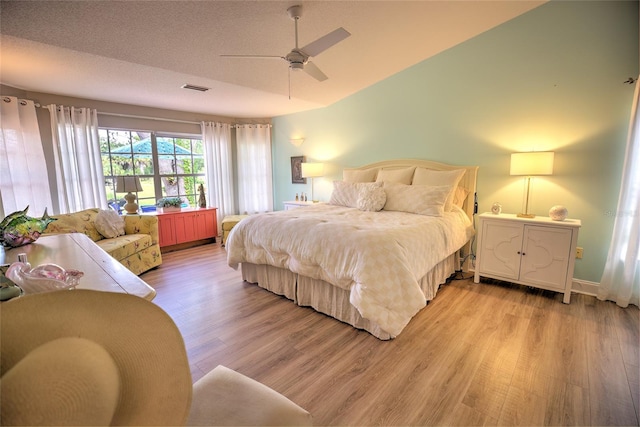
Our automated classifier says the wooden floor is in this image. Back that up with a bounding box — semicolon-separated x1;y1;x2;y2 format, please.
142;243;639;426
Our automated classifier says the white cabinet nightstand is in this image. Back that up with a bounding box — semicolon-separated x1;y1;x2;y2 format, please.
473;213;581;303
283;201;316;210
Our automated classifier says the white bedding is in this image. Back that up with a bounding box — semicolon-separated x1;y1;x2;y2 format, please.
226;204;474;336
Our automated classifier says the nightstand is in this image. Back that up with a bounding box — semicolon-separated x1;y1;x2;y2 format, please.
283;201;316;210
473;212;581;303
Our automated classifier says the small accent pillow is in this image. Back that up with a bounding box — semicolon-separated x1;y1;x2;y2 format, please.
94;209;125;239
383;182;452;216
330;181;383;208
412;168;466;212
343;168;378;183
357;185;387;212
375;167;416;185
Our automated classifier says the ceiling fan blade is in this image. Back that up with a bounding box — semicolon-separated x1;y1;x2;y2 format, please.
220;54;284;59
303;61;328;82
301;27;350;57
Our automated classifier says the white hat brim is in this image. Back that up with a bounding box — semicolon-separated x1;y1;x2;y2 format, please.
1;289;193;426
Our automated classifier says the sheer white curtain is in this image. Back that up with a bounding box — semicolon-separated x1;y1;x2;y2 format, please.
47;105;107;213
201;122;234;234
598;76;640;308
0;97;53;218
236;124;273;214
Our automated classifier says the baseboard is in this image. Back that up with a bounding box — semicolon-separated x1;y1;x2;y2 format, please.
467;268;600;297
571;278;599;297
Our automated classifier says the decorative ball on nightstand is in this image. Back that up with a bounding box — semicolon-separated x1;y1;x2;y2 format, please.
549;205;568;221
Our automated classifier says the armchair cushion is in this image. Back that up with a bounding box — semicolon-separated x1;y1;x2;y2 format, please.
188;365;312;426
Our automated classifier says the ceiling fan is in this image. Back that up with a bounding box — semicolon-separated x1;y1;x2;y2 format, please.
221;5;350;92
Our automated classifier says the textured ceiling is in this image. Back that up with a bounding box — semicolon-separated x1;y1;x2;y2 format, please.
0;1;545;118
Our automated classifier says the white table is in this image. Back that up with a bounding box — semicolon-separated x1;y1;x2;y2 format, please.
0;234;156;300
473;212;581;303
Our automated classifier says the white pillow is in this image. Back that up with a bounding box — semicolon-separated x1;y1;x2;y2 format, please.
343;168;378;183
357;185;386;212
375;167;416;185
94;209;125;238
383;182;452;216
329;181;383;208
453;187;470;209
412;168;466;211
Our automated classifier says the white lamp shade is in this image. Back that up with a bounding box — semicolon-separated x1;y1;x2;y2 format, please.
115;176;143;193
510;152;554;176
301;163;324;178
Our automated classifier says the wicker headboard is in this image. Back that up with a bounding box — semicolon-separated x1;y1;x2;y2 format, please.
343;159;479;222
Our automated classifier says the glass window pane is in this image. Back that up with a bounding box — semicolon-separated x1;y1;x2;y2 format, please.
161;176;179;197
132;133;151;153
133;155;154;175
192;140;204;155
193;156;205;174
175;155;192;173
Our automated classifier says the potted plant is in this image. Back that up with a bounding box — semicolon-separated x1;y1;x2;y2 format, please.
156;197;183;212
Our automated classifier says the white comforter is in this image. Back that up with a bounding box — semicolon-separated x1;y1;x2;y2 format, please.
227;204;473;336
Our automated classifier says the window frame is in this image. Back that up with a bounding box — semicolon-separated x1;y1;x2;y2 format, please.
99;128;205;212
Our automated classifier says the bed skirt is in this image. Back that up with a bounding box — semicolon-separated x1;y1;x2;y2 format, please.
241;253;458;340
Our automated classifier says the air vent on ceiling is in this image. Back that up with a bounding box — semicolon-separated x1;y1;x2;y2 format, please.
181;84;210;92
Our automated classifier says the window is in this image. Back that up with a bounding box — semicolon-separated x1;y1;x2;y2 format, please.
100;129;205;211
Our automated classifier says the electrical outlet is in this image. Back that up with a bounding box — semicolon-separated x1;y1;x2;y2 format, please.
576;247;583;259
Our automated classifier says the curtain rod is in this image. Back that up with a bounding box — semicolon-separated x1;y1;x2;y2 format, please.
2;96;42;108
97;111;271;128
4;97;271;128
97;111;202;125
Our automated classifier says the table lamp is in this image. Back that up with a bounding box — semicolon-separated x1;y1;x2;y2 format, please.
116;176;143;214
510;152;554;218
301;162;324;202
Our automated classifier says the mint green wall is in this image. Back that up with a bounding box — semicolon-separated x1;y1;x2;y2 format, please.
272;0;638;283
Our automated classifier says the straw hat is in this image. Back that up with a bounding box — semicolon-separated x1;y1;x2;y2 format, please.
1;290;193;426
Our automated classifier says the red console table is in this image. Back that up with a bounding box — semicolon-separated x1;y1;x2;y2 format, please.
154;207;218;252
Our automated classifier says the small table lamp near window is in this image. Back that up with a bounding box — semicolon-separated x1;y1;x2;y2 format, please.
510;152;554;218
116;176;143;214
301;162;324;202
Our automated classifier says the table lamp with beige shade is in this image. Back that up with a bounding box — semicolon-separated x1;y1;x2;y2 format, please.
301;162;324;202
510;151;554;218
116;176;143;214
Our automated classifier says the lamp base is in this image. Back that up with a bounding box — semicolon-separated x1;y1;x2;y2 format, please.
517;213;536;218
123;192;139;215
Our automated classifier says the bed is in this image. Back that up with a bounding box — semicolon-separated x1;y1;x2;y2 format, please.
226;159;479;340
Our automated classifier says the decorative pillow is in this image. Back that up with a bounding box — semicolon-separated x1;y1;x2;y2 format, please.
412;168;466;212
343;168;378;183
329;181;383;208
357;185;386;212
383;182;452;217
375;167;416;185
94;209;125;239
